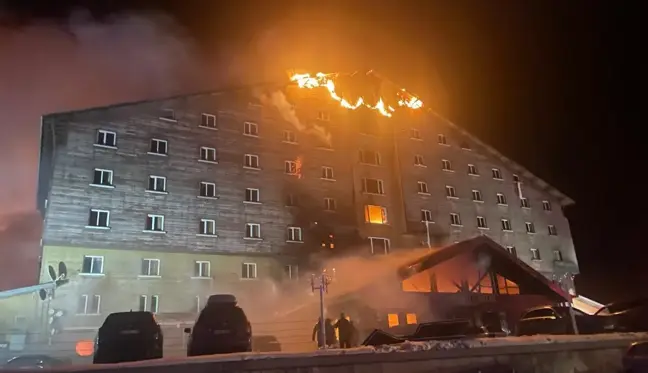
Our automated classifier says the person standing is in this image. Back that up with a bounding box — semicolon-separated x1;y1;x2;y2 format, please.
334;312;353;348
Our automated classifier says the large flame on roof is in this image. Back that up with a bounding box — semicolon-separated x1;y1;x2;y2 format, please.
289;72;423;118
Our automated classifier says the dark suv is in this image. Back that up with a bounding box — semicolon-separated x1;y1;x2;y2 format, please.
93;311;163;364
185;294;252;356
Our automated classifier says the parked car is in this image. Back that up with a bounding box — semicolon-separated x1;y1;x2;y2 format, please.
622;341;648;373
93;311;163;364
185;294;252;356
2;355;68;370
594;298;648;332
516;305;605;336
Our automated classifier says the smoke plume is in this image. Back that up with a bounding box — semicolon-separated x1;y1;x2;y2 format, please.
0;10;226;216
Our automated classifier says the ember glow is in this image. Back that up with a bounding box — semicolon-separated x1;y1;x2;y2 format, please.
289;72;423;117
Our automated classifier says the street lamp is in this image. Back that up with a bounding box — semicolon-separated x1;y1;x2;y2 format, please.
310;271;334;348
556;272;579;335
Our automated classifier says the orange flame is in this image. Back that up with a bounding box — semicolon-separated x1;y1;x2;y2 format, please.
290;72;424;117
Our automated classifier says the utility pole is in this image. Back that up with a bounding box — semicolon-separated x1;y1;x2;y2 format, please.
310;271;333;348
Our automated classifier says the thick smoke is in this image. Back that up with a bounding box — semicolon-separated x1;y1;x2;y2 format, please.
0;10;225;216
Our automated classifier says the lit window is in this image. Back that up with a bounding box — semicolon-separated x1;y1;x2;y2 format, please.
243;121;259;136
244;154;260;169
468;164;479;176
406;313;418;325
414;155;425;166
442;159;453;171
245;188;260;203
287;227;303;242
542;200;552;211
492;168;503;180
446;185;457;198
548;225;558;236
520;197;530;208
141;259;160;276
526;222;536;234
365;205;388;224
96;130;116;147
417;181;429;194
245;223;261;239
199;147;217;163
501;219;512;231
477;216;487;229
421;209;433;222
530;248;541;261
472;189;483;202
199;219;216;235
438;134;447;145
450;213;462;226
92;169;113;187
387;313;399;328
200;113;217;129
242;263;257;279
149;138;168;155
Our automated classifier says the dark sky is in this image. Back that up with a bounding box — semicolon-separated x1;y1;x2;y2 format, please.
0;0;644;302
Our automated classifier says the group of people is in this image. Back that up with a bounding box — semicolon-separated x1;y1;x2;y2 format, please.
312;312;358;349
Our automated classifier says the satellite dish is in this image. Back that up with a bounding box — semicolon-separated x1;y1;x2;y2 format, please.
39;289;47;301
58;262;68;279
48;309;55;316
48;266;57;282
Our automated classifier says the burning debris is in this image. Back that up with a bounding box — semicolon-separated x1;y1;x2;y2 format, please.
289;71;424;117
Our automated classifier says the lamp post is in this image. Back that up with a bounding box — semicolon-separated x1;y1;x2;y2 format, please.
311;270;333;348
557;272;579;335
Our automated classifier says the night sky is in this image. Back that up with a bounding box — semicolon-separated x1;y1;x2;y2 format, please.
0;0;643;302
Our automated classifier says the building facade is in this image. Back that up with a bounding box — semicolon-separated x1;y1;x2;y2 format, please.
35;83;577;330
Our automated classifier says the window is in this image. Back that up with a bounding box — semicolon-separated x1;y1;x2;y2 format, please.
496;193;507;205
78;295;101;315
365;205;388;224
199;182;217;198
520;197;530;208
285;160;297;175
287;227;303;242
81;256;104;274
468;164;479;176
245;223;261;239
445;185;457;198
472;189;483;202
410;128;421;140
92;169;113;187
145;214;165;232
283;130;296;143
542;200;552;211
492;168;503;180
244;154;260;169
242;263;257;279
160;109;175;121
96;130;116;147
149;138;168;155
201;113;217;129
553;250;563;262
548;225;558;236
438;134;447;145
317;110;330;121
530;248;541;261
194;261;210;278
460;141;471;150
525;222;536;234
138;295;158;312
284;265;298;279
243;121;259;136
388;313;400;328
359;150;381;165
414;155;425;166
150;295;159;313
245;188;260;203
324;198;337;211
199;219;216;235
321;166;334;180
141;259;160;276
195;296;202;313
418;181;429;194
477;216;488;229
285;193;298;207
421;209;433;222
88;209;110;228
501;219;512;231
200;147;217;163
450;213;462;226
369;237;390;255
441;159;453;171
138;295;147;312
148;175;167;193
362;178;384;194
406;313;418;325
506;246;517;257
